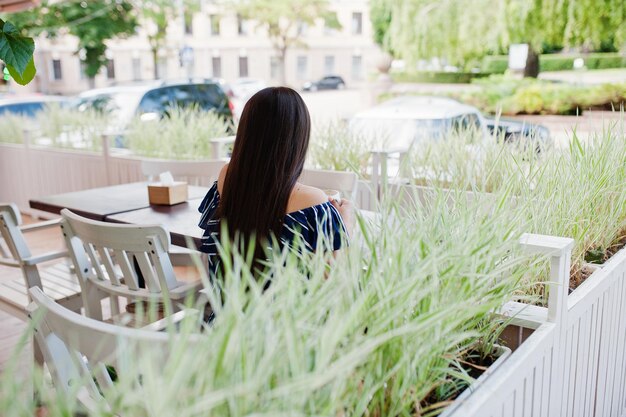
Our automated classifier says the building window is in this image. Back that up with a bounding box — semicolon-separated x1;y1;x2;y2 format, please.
209;14;220;36
79;60;87;80
52;59;62;80
239;56;249;77
106;59;115;80
156;58;167;79
212;56;221;78
324;55;335;75
132;57;142;81
237;14;248;35
352;12;363;35
184;11;193;35
270;56;280;79
352;55;363;80
297;55;307;80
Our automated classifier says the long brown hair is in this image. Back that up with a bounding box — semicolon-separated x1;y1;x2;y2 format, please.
216;87;311;263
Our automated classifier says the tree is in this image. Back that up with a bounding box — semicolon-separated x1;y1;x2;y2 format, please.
9;0;137;87
370;0;394;56
373;0;626;77
234;0;340;85
138;0;199;80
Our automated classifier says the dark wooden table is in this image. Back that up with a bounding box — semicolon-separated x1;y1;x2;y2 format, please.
30;183;378;250
29;182;209;221
106;199;205;248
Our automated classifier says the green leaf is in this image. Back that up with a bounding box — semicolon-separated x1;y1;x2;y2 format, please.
7;56;36;85
0;21;35;75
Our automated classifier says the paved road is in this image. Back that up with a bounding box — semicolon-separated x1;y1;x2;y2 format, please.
509;110;624;148
301;82;477;124
301;89;375;123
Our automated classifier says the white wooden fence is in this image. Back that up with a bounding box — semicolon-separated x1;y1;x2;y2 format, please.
0;141;375;214
2;141;626;417
447;238;626;417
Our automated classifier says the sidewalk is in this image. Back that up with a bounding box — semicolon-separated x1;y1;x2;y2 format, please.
508;110;624;147
539;68;626;84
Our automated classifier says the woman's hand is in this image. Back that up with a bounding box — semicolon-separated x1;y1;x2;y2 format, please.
330;197;355;236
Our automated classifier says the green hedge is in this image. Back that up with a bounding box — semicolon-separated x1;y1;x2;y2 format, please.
456;75;626;115
481;53;626;74
481;56;509;74
391;71;490;84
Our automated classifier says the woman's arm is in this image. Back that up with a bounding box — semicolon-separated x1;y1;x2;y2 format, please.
329;198;355;237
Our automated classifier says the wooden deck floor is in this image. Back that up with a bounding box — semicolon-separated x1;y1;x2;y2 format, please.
0;215;63;372
0;214;201;375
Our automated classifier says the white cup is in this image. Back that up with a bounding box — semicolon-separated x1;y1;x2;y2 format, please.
324;189;341;202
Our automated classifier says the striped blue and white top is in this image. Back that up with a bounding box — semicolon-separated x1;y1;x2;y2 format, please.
198;181;348;274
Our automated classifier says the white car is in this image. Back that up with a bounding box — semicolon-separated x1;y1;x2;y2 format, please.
351;96;550;151
0;95;70;117
350;96;488;150
225;78;267;120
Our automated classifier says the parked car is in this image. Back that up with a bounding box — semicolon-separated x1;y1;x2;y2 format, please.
0;95;70;118
224;78;267;119
73;79;234;132
484;118;550;145
302;75;346;92
350;96;550;150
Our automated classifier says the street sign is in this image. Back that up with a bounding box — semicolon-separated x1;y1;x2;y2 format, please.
180;45;194;66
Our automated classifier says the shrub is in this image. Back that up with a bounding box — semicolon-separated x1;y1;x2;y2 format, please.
1;185;536;416
405;116;626;290
481;53;626;73
481;56;508;74
391;71;490;84
457;75;626;115
34;104;110;151
307;120;378;176
0;114;27;144
125;107;233;160
540;53;626;71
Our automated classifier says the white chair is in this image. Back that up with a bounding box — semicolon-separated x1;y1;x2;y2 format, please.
60;208;202;321
28;286;200;413
0;203;82;320
141;159;227;187
300;168;359;201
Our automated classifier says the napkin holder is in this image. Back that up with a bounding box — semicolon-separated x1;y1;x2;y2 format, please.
147;181;188;205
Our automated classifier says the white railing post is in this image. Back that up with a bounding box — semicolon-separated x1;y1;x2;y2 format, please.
101;134;113;185
370;149;390;209
519;233;574;416
519;233;573;323
211;140;221;160
370;150;380;209
22;128;31;149
210;135;236;160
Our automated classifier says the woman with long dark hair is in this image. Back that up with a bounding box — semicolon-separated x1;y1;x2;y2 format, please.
197;87;353;275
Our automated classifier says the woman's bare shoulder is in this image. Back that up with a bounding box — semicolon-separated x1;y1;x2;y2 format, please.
287;183;327;213
217;163;229;195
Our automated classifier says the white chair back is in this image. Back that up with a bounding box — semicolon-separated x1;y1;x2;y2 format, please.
141;159;227;186
29;286;193;412
60;209;198;321
300;168;359;201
